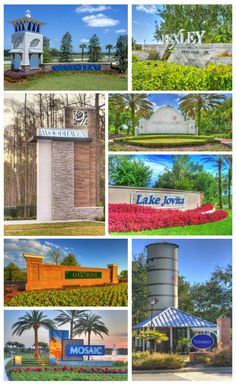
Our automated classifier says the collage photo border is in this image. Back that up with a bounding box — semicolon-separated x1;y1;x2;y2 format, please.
1;0;235;382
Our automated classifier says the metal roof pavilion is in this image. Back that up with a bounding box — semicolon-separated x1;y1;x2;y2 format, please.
133;307;217;329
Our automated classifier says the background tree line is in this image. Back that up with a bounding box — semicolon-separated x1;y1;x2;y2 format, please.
4;93;105;219
154;4;232;44
43;33;128;72
132;251;232;325
108;93;232;137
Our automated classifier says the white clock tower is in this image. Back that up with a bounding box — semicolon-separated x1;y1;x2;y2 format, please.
9;10;45;71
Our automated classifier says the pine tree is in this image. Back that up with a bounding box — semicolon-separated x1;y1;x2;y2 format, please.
115;35;128;73
88;34;102;62
59;32;73;62
43;36;51;63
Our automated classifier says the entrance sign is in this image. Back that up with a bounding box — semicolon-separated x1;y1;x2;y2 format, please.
132;192;185;208
161;29;206;48
38;128;88;139
32;106;103;222
136;106;196;135
49;330;69;365
52;64;101;71
66;344;105;357
65;271;102;279
191;334;215;350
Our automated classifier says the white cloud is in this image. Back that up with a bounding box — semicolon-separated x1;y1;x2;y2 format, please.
79;38;89;43
115;29;126;33
82;13;119;28
136;5;157;14
75;5;111;14
4;239;70;268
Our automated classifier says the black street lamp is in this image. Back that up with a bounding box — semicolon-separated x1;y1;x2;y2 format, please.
149;298;159;353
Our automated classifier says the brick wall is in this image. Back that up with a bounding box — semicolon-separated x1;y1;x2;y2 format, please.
24;254;119;291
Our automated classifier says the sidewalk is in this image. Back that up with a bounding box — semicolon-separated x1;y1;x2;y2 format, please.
133;367;232;381
4;358;11;381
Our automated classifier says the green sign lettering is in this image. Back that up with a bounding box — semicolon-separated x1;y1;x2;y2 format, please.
65;271;102;279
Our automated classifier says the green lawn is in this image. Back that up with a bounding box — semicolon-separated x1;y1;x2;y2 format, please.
110;211;232;236
5;283;128;307
4;71;127;91
4;221;105;236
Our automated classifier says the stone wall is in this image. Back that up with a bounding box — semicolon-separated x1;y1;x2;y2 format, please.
136;106;197;135
109;186;203;210
24;254;118;291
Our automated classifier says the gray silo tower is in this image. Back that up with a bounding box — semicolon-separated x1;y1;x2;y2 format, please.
146;242;178;314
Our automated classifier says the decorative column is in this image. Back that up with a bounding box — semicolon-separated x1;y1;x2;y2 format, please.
217;317;231;351
107;264;119;284
23;253;44;290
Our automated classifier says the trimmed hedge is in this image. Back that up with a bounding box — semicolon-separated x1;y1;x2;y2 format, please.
132;352;185;370
132;61;232;90
114;135;216;148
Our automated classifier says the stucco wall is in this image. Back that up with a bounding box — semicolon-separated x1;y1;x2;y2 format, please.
109;186;203;210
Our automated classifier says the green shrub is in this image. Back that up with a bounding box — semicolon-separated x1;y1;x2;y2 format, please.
132;61;232;91
194;354;211;364
211;350;232;367
132;54;138;62
148;52;158;60
132;352;185;370
114;134;217;148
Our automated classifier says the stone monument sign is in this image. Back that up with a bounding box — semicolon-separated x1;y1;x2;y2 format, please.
30;106;103;221
136;106;196;135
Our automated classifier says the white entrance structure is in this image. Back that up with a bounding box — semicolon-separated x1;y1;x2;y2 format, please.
9;10;45;71
136;106;197;135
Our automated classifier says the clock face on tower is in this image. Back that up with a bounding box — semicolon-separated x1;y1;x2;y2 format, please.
73;110;88;126
13;37;23;48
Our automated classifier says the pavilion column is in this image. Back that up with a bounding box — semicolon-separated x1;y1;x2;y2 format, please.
187;327;190;339
170;327;173;353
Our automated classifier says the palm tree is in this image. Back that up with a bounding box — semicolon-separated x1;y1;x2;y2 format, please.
109;94;153;136
12;311;56;359
79;43;87;62
74;312;109;360
106;44;113;61
179;94;225;134
54;310;85;339
202;155;226;209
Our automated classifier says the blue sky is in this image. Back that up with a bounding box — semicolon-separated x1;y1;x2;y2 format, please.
147;93;231;110
109;155;230;187
133;4;162;43
4;4;127;50
132;239;232;284
4;239;128;272
4;309;128;348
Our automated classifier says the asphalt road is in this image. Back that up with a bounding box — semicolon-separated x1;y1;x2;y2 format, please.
133;368;232;381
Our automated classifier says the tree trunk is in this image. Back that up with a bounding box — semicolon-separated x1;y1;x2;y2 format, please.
228;160;232;209
70;321;73;339
197;106;201;134
34;327;40;359
218;161;223;209
131;106;135;136
95;94;100;205
88;332;91;360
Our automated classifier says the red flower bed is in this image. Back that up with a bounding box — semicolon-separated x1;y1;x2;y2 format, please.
109;203;228;232
10;366;127;374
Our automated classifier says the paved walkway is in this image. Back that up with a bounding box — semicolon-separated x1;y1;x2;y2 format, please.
4;358;11;381
133;367;232;381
